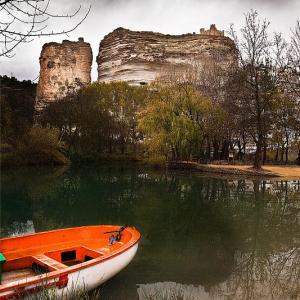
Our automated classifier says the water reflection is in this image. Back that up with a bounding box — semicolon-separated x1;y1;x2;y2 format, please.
1;163;300;299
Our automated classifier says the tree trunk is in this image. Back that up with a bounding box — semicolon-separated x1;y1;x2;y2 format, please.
262;140;267;165
206;138;211;163
175;145;179;161
275;143;279;161
253;134;263;170
171;145;176;160
213;140;219;160
243;142;246;162
285;132;289;164
237;140;243;160
298;149;300;166
281;145;284;162
285;146;289;164
221;140;229;160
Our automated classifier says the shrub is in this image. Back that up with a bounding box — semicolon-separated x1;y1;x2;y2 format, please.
1;127;70;167
16;127;70;165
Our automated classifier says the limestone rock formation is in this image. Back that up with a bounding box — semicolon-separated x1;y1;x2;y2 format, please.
97;25;236;85
35;38;92;112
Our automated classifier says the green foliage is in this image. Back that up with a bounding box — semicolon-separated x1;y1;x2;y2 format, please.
20;127;63;152
138;83;225;160
18;127;69;165
41;82;147;159
0;75;36;143
1;127;69;166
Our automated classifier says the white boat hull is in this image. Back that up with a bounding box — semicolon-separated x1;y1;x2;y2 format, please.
62;243;139;294
0;243;139;298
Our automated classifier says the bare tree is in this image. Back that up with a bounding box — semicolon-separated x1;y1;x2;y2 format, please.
288;20;300;97
269;23;300;165
290;21;300;68
0;0;90;57
229;10;277;169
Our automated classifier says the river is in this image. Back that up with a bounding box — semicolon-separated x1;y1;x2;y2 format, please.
1;163;300;299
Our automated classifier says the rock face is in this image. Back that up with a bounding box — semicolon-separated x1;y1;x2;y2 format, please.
97;25;236;85
35;38;92;112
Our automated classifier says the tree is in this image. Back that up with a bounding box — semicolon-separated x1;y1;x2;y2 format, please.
41;82;147;158
0;75;36;142
271;93;300;163
269;25;300;164
17;127;69;165
288;20;300;97
0;0;90;57
138;82;225;161
158;58;235;161
229;10;278;169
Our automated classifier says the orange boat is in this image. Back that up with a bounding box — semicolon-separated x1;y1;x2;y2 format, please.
0;225;141;299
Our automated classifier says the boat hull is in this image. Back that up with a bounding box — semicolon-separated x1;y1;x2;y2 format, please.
0;225;140;299
60;242;138;295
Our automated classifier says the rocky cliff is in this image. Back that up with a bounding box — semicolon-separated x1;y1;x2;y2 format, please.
97;25;236;85
35;38;92;112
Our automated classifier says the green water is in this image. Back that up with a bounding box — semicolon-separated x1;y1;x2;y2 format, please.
1;163;300;300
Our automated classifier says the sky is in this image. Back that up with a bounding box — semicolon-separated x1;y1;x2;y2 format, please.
0;0;299;81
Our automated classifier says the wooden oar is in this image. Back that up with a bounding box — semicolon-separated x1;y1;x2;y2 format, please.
103;225;127;234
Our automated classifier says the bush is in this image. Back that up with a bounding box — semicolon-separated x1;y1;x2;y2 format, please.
18;127;70;165
1;127;70;167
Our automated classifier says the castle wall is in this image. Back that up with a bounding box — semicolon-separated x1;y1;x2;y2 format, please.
97;25;236;85
35;38;92;112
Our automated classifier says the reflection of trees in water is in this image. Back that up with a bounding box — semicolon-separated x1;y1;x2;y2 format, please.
208;180;300;300
137;282;216;300
0;165;70;236
216;248;300;300
1;165;300;298
2;220;35;237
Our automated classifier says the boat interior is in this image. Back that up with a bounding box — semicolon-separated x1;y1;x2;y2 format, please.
0;226;134;286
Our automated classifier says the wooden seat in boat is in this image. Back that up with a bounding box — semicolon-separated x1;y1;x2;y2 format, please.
32;254;67;270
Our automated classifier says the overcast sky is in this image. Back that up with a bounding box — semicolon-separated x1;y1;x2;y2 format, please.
0;0;299;81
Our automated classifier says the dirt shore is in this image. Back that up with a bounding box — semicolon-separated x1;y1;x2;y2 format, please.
168;161;300;180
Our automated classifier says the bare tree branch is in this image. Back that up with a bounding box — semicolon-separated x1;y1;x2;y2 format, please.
0;0;91;57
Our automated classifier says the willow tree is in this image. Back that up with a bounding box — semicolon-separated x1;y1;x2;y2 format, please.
138;83;225;161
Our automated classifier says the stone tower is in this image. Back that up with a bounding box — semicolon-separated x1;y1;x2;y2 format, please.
97;25;236;85
200;24;225;36
35;38;93;112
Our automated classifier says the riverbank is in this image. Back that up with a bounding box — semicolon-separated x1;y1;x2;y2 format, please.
167;161;300;179
2;150;299;180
